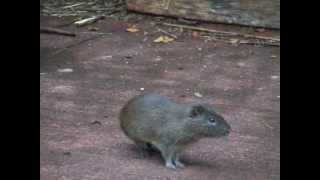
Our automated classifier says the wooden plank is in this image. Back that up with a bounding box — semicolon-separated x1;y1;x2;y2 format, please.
126;0;280;29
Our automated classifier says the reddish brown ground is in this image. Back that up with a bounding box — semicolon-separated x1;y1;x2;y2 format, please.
40;16;280;180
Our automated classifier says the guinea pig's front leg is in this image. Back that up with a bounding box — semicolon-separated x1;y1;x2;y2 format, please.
156;144;177;169
172;147;185;168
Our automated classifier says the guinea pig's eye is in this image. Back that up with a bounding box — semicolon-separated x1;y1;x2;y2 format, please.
209;117;216;125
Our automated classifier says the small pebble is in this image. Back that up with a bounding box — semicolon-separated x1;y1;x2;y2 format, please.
140;88;145;91
271;75;279;79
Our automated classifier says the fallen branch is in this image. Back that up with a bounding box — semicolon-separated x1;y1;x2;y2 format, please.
78;31;112;35
161;22;280;42
157;28;177;39
239;41;280;47
201;36;280;47
40;27;76;36
62;2;86;9
74;15;105;27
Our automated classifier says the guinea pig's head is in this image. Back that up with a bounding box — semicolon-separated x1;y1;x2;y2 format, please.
187;104;231;137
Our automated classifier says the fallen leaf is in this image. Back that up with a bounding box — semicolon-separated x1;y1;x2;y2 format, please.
154;36;174;43
126;26;140;33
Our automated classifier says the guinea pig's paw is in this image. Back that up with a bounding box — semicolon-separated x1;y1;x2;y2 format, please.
165;162;177;169
174;160;185;168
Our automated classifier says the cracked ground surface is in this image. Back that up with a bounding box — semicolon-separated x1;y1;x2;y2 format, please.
40;16;280;180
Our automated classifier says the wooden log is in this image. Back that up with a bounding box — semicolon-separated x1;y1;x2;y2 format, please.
126;0;280;29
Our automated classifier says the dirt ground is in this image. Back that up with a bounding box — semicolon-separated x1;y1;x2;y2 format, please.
40;16;280;180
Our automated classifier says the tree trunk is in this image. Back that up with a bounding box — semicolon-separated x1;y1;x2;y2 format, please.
126;0;280;29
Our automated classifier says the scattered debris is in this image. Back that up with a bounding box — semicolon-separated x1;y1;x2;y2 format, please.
271;75;279;79
40;27;76;37
62;2;86;9
271;55;277;59
91;120;102;125
155;56;162;61
63;152;71;156
194;92;203;98
255;28;266;33
261;120;273;129
74;15;105;27
88;26;100;31
124;55;133;59
58;68;73;73
192;31;199;38
154;36;174;43
237;62;246;67
140;87;145;91
41;0;126;18
161;23;280;43
157;28;177;39
126;25;140;32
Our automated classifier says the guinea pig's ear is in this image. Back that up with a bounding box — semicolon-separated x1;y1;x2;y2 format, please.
189;104;206;118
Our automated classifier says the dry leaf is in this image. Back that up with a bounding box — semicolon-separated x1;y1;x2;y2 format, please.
126;26;140;33
154;36;174;43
